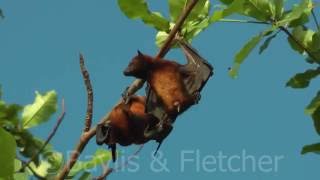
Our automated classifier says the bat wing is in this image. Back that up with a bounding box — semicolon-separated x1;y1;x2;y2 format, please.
178;39;213;95
96;123;110;145
145;83;168;121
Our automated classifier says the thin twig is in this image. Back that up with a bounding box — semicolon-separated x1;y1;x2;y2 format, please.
21;99;66;170
80;53;93;132
218;18;270;25
279;26;318;61
56;1;200;179
311;9;320;31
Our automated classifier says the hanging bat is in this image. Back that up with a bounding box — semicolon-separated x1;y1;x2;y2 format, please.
96;95;159;162
123;39;213;151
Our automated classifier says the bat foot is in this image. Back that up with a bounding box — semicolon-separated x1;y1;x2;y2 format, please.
96;123;117;162
173;101;181;113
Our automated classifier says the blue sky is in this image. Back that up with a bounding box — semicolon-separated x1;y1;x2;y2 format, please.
0;0;319;179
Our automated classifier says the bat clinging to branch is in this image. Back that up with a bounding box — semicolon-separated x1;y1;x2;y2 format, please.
123;39;213;151
96;95;158;162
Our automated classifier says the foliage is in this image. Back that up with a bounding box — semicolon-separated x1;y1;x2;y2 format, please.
0;87;111;179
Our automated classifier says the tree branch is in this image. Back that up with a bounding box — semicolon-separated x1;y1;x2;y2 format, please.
56;0;200;179
80;53;93;132
21;99;66;170
218;18;270;25
56;127;96;179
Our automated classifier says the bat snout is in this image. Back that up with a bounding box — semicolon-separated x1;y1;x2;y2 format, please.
123;67;133;76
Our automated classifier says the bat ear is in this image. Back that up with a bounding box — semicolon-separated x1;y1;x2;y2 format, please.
137;50;143;57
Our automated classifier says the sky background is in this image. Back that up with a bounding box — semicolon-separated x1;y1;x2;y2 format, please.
0;0;320;179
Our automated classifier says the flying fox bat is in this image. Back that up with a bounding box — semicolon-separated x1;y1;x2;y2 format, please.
96;95;158;162
123;39;213;151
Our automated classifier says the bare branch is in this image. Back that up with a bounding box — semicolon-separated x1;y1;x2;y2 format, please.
56;127;96;179
22;99;66;170
80;53;94;132
56;0;201;179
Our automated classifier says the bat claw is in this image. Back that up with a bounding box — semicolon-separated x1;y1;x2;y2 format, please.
173;101;181;113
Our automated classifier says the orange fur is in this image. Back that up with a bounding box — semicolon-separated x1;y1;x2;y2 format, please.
149;60;191;114
107;96;155;146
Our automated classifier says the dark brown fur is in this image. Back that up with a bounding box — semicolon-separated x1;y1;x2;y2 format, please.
124;53;195;116
96;95;158;161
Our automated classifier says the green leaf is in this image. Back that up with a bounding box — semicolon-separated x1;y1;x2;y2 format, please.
288;11;310;27
301;143;320;155
305;91;320;115
273;0;284;20
45;151;64;175
210;0;245;23
183;18;210;40
168;0;187;22
311;107;320;135
29;161;51;178
17;133;44;165
287;26;314;54
286;68;320;88
155;31;169;48
0;127;17;178
242;0;276;21
277;0;312;27
22;90;57;129
310;32;320;51
117;0;170;31
229;28;275;78
69;149;112;177
0;102;22;128
13;159;28;180
168;0;210;22
259;32;278;54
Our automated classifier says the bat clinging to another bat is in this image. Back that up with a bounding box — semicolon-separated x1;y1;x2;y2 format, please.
123;39;213;150
96;95;158;162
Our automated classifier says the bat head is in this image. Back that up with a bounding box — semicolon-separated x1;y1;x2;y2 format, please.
123;50;152;79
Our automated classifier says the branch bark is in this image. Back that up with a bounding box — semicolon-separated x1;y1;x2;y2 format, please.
80;53;93;132
56;0;200;179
